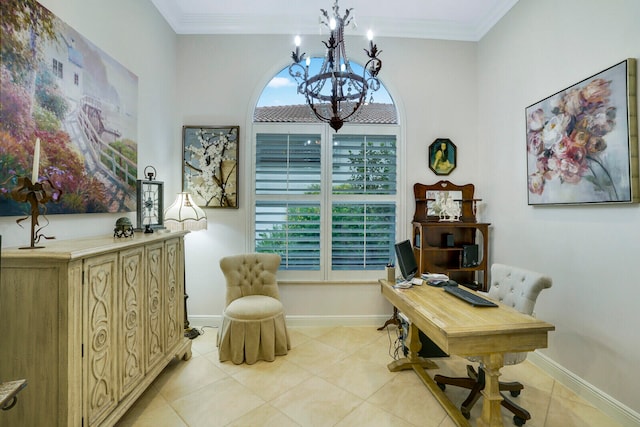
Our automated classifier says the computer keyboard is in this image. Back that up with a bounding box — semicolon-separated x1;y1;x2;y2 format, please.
443;286;498;307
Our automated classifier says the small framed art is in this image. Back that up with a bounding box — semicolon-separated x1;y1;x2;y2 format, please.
428;138;457;176
526;58;638;205
182;126;239;208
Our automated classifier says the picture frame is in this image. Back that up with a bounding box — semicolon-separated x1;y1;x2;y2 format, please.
182;126;239;208
526;58;638;205
428;138;457;176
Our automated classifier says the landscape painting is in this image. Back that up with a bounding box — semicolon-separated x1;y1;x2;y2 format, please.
0;0;138;216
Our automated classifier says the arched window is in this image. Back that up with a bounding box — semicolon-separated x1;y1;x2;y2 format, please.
252;58;400;282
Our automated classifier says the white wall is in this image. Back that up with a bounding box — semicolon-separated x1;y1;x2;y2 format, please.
2;0;638;418
175;34;479;322
477;0;640;413
0;0;178;247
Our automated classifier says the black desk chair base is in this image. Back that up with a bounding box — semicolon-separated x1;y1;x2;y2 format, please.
434;365;531;426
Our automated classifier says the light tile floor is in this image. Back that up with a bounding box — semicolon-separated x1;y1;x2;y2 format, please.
116;325;621;427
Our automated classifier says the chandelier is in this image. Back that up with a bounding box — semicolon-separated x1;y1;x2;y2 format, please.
289;0;382;132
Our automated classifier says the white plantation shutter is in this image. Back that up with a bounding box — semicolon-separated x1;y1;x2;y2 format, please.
254;127;399;279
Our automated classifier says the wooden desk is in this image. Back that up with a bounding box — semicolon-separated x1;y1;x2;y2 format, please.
380;280;555;427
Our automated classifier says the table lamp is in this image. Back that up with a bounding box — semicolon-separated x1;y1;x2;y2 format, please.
164;192;207;338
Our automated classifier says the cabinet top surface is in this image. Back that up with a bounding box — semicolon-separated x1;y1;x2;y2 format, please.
1;230;188;261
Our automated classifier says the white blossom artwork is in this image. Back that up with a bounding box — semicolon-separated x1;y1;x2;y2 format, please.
182;126;239;208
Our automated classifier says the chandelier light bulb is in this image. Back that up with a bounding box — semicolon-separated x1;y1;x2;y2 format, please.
367;29;374;41
329;17;337;30
306;57;311;66
294;35;301;47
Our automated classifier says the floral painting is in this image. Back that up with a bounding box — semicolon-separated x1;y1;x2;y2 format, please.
182;126;239;208
0;0;138;216
526;59;637;205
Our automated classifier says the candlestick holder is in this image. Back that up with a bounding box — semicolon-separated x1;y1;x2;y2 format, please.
10;176;62;249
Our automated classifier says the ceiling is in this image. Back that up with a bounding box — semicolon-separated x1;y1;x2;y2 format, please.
150;0;519;41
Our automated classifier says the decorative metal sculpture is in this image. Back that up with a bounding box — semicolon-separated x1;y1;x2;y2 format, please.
10;176;62;249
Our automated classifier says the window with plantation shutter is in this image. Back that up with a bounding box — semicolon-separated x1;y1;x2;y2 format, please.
332;135;397;195
256;133;321;195
255;133;322;271
253;125;399;280
252;59;399;280
331;134;397;270
332;202;396;270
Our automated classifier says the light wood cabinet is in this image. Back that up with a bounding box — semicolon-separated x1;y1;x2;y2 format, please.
0;232;192;427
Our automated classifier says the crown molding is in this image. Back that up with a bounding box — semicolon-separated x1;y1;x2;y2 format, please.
151;0;519;42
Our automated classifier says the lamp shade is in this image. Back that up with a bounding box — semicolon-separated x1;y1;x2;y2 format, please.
164;192;207;231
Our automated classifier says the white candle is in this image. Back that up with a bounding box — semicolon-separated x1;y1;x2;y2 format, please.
32;138;40;183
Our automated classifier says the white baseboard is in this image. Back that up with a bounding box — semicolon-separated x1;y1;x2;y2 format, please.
528;351;640;427
188;314;392;329
189;314;638;426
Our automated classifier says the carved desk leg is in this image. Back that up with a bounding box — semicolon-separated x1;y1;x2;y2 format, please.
477;353;505;427
387;322;438;372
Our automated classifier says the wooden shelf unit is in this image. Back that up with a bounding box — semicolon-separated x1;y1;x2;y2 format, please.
412;181;490;290
412;221;490;289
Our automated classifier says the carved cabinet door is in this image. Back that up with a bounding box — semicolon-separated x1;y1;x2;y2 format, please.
145;241;165;372
83;253;118;426
164;238;183;352
118;247;145;400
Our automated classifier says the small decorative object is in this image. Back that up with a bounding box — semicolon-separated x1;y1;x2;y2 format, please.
136;166;164;233
10;138;62;249
428;138;457;176
113;217;134;239
182;126;239;208
431;191;461;222
526;58;638;205
386;263;396;282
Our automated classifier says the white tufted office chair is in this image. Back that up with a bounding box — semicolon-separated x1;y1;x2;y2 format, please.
217;253;291;364
434;263;552;426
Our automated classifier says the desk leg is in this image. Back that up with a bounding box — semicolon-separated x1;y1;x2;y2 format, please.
477;353;505;427
391;324;470;427
377;306;400;330
387;322;438;372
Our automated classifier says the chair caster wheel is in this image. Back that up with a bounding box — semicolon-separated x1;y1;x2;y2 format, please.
510;390;521;397
437;382;445;391
513;415;526;426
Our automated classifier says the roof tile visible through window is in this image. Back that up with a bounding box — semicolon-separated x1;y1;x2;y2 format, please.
253;103;397;125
